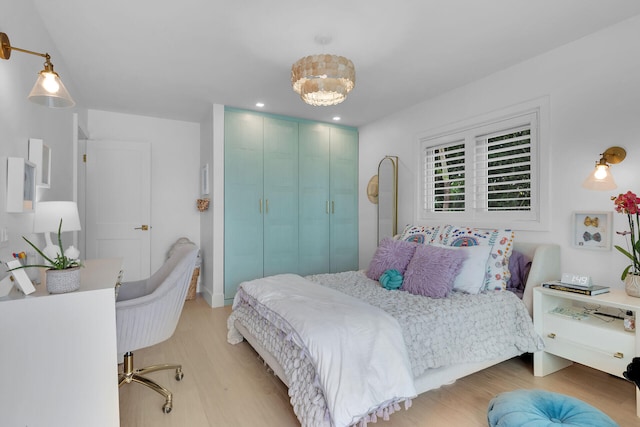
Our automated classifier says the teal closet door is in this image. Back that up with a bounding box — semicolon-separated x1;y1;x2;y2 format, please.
263;117;299;276
298;123;331;275
329;127;359;273
224;110;264;304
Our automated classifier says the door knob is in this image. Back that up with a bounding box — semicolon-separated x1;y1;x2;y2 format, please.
134;225;149;231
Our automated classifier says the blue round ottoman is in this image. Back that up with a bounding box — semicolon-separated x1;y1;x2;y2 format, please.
487;389;618;427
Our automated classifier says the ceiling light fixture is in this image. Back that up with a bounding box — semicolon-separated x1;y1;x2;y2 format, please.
0;32;75;108
581;146;626;191
291;54;355;106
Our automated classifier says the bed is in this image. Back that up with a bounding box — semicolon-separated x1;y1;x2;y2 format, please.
227;226;560;427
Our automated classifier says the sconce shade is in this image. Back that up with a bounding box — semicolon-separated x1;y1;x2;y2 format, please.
0;32;75;108
582;164;617;190
291;54;355;106
29;67;75;108
581;146;626;191
34;201;81;233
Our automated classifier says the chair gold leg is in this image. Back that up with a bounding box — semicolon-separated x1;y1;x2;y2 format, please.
118;351;183;413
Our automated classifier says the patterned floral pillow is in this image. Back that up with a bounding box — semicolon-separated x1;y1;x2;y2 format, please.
439;225;516;291
398;224;445;245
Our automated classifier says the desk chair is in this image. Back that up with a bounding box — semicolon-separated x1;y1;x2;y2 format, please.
116;242;199;413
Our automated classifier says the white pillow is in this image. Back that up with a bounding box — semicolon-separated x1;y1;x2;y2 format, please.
432;243;492;294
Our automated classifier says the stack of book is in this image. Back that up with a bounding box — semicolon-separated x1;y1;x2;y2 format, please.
542;280;610;296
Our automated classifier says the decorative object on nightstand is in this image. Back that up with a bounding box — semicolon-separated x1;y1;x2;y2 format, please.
612;191;640;297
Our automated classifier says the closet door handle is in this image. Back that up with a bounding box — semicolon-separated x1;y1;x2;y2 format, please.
259;198;263;214
332;201;335;214
265;199;269;214
326;201;330;214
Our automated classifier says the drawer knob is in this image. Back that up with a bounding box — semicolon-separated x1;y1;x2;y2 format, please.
614;352;624;359
547;333;556;339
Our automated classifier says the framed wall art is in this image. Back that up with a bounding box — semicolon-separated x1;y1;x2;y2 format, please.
572;211;612;250
28;138;51;188
6;157;36;213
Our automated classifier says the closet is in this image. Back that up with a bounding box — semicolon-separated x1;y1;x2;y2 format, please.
224;110;299;303
224;108;358;303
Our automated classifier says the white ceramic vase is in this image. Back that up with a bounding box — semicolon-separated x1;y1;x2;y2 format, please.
624;273;640;298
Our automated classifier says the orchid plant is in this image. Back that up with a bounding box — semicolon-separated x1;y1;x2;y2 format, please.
613;191;640;280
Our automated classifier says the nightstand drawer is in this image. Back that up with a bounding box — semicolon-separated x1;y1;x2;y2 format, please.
542;314;634;377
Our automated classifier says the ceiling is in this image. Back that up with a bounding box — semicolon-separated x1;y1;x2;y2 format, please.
32;0;640;127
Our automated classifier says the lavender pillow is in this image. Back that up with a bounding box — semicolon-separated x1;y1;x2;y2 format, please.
366;238;418;281
402;244;467;298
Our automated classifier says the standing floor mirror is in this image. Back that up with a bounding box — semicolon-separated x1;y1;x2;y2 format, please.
377;156;398;244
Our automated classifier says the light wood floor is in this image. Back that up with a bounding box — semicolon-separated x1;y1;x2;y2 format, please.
119;296;639;426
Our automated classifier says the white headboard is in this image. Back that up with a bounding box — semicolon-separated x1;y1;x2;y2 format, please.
514;242;561;317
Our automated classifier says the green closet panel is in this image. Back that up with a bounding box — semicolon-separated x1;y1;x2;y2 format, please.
329;127;359;273
224;110;264;303
298;123;331;275
298;123;359;275
263;117;299;277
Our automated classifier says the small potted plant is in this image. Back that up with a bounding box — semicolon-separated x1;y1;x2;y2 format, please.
9;219;82;293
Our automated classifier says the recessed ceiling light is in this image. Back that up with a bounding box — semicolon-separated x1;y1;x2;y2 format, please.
332;116;341;121
256;102;265;108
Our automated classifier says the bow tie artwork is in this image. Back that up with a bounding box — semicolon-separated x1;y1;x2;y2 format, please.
584;216;599;227
583;231;602;242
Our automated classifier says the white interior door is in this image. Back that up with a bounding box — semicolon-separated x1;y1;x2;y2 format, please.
85;140;151;281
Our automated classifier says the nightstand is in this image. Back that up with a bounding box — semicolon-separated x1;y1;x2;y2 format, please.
533;286;640;417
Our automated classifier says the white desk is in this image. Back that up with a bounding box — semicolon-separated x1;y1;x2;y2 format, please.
0;258;123;427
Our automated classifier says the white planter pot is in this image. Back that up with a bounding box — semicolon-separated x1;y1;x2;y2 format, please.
624;273;640;298
46;267;81;294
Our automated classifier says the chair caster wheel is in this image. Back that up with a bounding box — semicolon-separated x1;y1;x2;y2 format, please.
162;403;172;414
176;370;184;381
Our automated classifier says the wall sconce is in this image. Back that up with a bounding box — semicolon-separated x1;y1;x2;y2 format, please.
0;32;75;108
581;146;626;191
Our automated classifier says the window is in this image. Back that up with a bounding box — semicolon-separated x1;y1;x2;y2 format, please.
418;101;548;230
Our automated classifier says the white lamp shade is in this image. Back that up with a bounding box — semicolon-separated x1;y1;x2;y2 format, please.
33;201;81;233
581;166;617;191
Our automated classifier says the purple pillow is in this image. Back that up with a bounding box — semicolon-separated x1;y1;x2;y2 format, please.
402;244;467;298
366;238;418;281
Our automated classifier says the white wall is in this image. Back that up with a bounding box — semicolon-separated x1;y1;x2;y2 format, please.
199;104;225;307
86;110;201;274
0;1;81;275
358;15;640;289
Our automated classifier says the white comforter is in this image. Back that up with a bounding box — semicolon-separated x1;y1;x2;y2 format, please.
231;274;416;427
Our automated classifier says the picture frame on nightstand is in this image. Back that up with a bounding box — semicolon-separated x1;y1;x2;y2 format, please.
571;210;612;251
5;260;35;295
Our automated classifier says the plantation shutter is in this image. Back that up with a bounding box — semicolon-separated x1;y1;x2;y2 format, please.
474;124;532;212
424;139;466;212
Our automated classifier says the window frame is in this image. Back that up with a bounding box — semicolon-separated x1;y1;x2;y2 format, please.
416;98;549;231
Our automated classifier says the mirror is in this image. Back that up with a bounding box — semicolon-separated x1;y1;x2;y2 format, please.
377;156;398;244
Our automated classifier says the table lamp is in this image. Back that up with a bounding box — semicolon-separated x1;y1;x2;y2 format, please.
33;201;81;261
